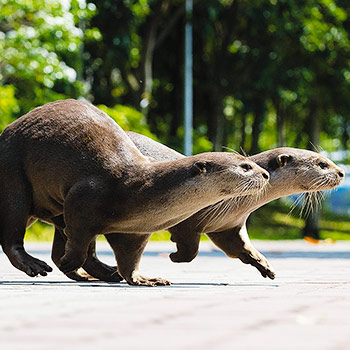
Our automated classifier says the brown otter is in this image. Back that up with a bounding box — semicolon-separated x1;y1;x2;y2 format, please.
0;99;269;286
54;132;344;283
130;133;345;277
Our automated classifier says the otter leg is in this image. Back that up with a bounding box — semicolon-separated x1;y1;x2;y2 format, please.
206;225;275;280
51;226;89;281
105;233;169;287
58;180;109;274
1;188;52;277
168;226;201;263
52;224;122;282
58;226;95;274
82;240;123;282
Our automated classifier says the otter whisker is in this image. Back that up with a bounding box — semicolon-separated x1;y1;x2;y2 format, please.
222;146;243;156
240;147;248;157
299;190;325;218
288;193;305;216
202;186;256;231
310;175;329;187
198;200;224;225
199;196;233;229
300;193;314;218
309;177;329;191
308;141;323;153
200;201;228;231
213;198;235;228
199;174;269;232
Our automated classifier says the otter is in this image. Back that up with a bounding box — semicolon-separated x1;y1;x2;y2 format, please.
129;133;344;278
0;99;269;286
59;132;344;282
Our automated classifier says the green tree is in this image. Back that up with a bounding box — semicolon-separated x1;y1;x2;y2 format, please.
0;0;97;123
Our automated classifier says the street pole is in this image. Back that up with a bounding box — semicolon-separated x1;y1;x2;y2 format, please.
184;0;193;156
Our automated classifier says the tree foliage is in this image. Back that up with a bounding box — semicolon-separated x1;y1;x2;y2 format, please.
82;0;350;157
0;0;154;136
1;0;350;239
2;0;350;152
0;0;90;115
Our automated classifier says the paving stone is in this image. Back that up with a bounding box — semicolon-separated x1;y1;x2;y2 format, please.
0;240;349;350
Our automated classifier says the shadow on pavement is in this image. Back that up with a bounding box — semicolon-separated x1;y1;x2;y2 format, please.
0;280;280;288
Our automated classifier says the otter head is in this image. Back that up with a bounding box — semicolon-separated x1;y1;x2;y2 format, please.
255;147;345;194
188;152;270;199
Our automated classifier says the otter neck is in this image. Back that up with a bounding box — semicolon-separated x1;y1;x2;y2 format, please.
108;159;230;233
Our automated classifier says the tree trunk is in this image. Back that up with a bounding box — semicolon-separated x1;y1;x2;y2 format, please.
276;100;286;147
142;19;158;120
249;99;265;155
211;91;225;152
341;116;349;149
213;106;225;151
302;206;321;239
240;113;247;152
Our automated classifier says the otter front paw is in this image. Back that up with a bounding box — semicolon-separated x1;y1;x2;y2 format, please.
24;257;53;277
10;250;53;277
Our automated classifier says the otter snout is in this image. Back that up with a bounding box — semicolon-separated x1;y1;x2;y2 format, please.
262;170;269;180
338;168;345;179
307;159;346;191
331;164;345;186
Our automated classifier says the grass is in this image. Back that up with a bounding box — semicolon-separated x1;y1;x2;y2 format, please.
248;201;350;240
25;221;172;242
25;200;350;242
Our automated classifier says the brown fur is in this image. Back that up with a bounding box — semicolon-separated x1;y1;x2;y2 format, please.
107;134;345;280
0;99;269;286
57;133;344;283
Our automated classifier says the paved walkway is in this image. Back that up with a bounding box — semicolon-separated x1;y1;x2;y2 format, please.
1;240;350;350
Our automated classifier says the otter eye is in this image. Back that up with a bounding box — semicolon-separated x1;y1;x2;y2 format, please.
319;162;328;169
240;163;253;172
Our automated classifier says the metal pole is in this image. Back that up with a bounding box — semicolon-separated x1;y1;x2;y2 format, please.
184;0;193;156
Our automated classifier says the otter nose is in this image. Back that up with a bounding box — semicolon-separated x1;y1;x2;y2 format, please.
338;170;345;178
262;171;269;180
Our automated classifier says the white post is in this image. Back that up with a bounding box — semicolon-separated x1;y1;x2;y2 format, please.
184;0;193;156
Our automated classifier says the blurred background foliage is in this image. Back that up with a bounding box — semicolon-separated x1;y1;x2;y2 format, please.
1;0;350;241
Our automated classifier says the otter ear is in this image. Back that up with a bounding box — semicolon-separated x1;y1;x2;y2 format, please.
191;161;207;176
276;154;292;168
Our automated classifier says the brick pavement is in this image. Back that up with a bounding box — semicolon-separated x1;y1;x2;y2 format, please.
0;240;349;350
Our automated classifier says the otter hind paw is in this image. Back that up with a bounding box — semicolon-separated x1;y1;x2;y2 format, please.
59;254;85;274
169;251;197;263
65;270;89;281
239;250;276;280
126;274;171;287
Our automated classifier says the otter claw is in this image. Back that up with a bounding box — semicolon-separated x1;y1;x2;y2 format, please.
126;274;171;287
239;250;275;280
15;253;53;277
